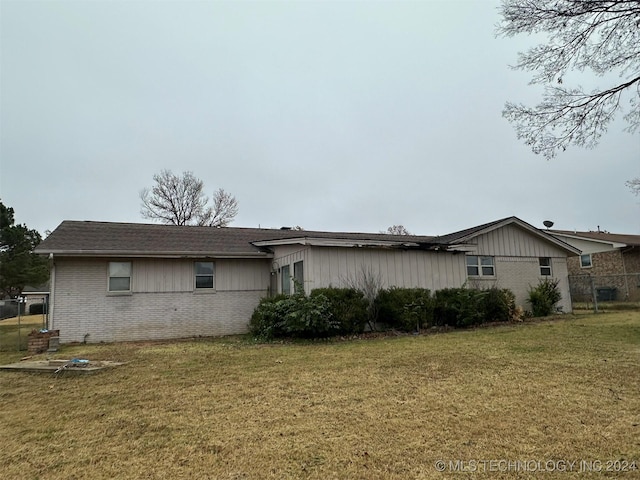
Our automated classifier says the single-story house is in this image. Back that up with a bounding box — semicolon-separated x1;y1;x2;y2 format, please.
549;229;640;301
35;216;579;343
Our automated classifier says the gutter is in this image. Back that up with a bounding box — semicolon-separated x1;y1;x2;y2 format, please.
34;250;273;259
49;253;55;331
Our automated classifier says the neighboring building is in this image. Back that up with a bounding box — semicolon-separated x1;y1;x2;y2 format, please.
0;284;49;320
35;217;579;343
549;229;640;301
21;283;50;313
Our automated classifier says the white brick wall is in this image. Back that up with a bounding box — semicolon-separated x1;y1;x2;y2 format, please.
51;258;267;343
468;256;572;313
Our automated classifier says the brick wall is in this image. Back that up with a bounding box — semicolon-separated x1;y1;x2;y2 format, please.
51;258;268;343
623;248;640;274
468;256;572;313
567;250;624;276
567;248;640;301
27;330;59;354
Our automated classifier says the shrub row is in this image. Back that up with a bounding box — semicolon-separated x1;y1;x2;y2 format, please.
375;288;433;331
250;285;522;339
432;287;517;327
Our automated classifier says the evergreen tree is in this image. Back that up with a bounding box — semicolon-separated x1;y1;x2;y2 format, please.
0;201;49;298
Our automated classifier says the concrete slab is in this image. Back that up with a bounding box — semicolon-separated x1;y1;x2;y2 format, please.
0;359;126;374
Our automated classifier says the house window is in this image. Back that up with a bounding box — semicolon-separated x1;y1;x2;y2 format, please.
281;265;291;295
539;257;552;276
580;254;592;268
195;262;215;289
466;256;495;276
109;262;132;292
293;261;304;293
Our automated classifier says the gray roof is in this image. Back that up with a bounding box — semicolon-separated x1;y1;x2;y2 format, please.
433;216;580;255
22;283;50;294
35;221;438;258
550;229;640;247
35;217;579;258
431;217;511;244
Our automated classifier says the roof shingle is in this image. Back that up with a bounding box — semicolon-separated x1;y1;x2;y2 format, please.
35;221;437;257
550;229;640;247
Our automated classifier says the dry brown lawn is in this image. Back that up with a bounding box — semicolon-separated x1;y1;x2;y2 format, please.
0;311;638;479
0;315;45;352
0;314;46;327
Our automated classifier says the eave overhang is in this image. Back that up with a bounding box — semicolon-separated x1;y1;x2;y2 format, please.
550;232;627;250
36;249;273;259
249;236;453;251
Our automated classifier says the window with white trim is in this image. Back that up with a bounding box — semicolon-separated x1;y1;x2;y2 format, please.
195;262;215;289
293;261;304;293
108;262;132;292
281;265;291;295
580;254;592;268
466;256;495;276
539;257;552;276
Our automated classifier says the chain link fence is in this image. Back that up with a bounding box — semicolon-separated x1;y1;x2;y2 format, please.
0;299;48;352
569;274;640;312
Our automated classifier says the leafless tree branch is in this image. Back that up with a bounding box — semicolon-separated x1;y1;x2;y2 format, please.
342;265;384;331
497;0;640;159
202;188;239;227
140;170;238;227
626;177;640;195
384;225;412;235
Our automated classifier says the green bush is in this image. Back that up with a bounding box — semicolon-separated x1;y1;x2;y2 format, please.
528;278;562;317
250;291;339;339
249;294;293;339
283;293;339;338
251;285;520;339
433;288;484;327
432;287;518;327
310;288;368;334
375;288;433;331
480;288;517;323
28;303;48;315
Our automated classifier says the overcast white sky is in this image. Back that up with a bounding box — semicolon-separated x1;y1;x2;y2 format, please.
1;0;639;237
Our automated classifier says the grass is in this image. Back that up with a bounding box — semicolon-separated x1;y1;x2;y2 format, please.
0;315;46;352
0;311;639;479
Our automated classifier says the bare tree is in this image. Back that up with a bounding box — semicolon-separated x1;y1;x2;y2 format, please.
385;225;411;235
140;170;238;227
203;188;239;228
627;177;640;196
497;0;640;159
343;265;385;331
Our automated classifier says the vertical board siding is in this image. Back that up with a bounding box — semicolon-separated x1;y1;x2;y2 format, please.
216;259;271;291
133;258;270;292
273;247;310;293
305;247;466;292
135;259;193;292
52;257;270;343
476;224;568;257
